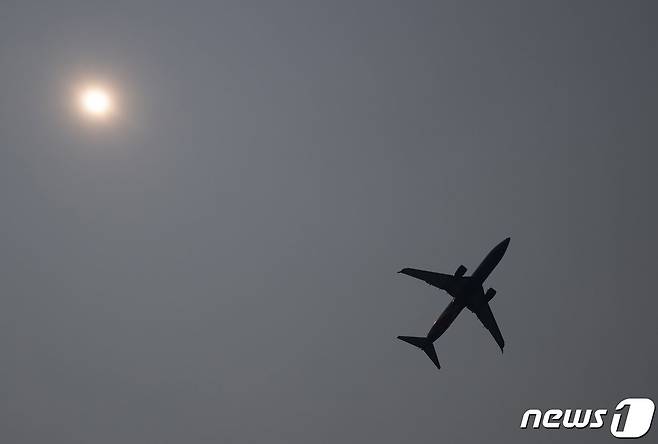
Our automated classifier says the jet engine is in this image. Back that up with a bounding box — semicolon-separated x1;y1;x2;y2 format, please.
455;265;467;277
485;288;496;301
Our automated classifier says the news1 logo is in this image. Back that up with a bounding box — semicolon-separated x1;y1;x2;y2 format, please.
520;398;655;438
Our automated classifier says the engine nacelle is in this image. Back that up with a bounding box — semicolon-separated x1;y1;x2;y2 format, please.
455;265;467;277
485;288;496;302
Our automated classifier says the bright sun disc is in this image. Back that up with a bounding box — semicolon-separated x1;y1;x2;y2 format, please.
79;87;113;117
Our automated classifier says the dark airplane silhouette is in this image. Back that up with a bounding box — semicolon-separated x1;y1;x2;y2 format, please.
397;237;510;370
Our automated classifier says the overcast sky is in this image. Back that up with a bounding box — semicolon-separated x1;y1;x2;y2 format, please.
1;1;656;443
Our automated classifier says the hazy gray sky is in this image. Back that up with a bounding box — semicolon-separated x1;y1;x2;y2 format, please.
1;1;656;443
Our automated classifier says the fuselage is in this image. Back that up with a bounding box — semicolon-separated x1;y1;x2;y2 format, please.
427;237;510;340
451;279;485;311
471;237;511;284
451;237;509;308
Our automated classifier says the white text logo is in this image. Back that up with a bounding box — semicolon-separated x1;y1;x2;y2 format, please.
520;398;654;439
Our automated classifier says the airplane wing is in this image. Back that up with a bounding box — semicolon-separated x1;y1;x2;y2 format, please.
398;268;456;292
474;302;505;352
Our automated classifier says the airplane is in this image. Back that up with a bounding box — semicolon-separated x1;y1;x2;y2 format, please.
397;237;510;370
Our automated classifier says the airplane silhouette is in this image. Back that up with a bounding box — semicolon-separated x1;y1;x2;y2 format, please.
397;237;510;370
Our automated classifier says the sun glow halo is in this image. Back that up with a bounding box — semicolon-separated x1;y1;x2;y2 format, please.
79;86;114;119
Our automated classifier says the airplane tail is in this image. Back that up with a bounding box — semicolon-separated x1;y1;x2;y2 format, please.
397;336;440;369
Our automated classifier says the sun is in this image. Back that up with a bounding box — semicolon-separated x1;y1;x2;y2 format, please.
78;86;114;119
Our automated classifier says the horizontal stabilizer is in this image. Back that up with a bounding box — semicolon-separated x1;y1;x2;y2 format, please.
397;335;441;369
